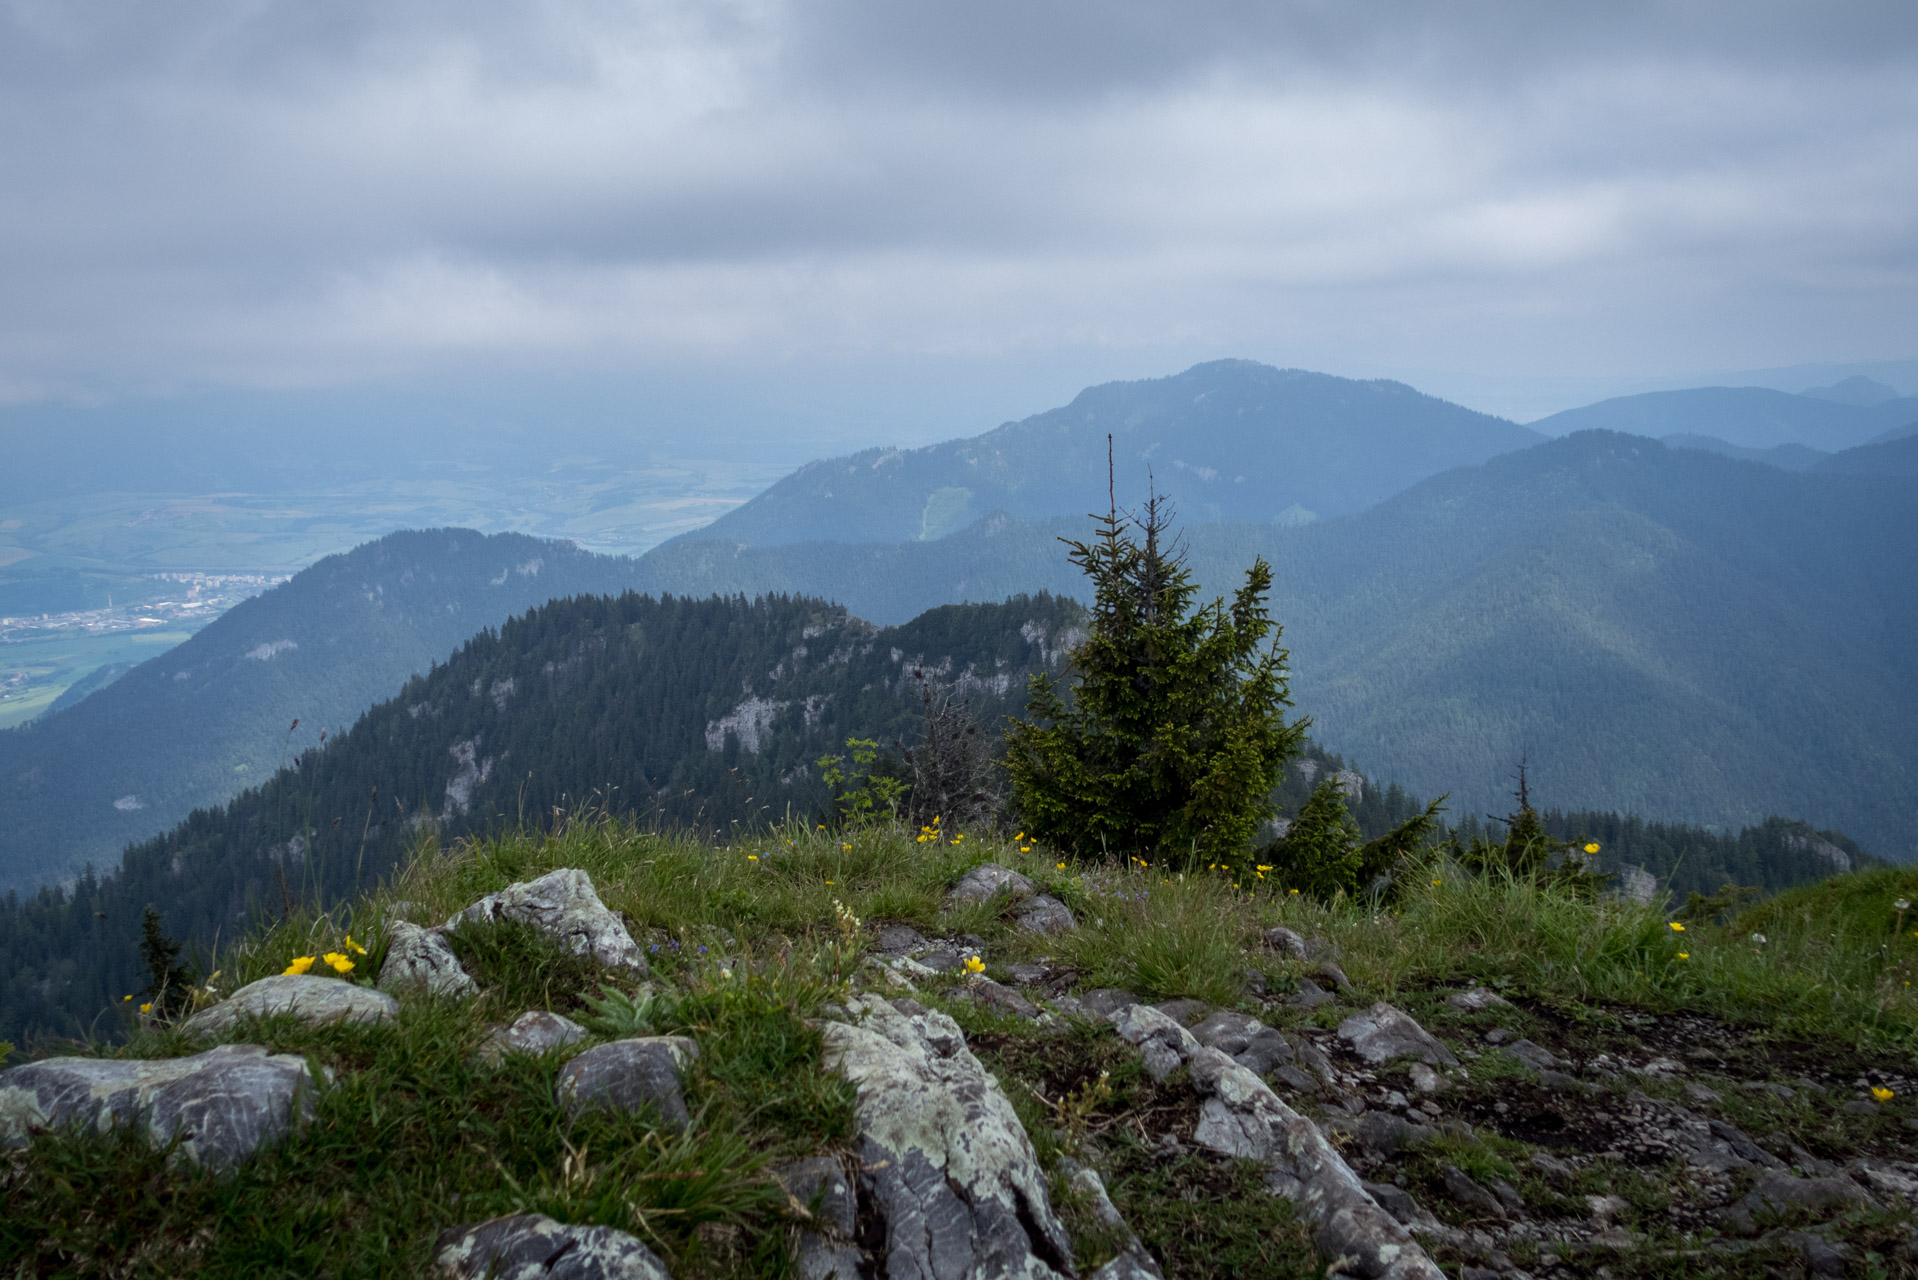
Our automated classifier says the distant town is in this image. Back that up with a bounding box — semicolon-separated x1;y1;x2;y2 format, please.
0;572;286;643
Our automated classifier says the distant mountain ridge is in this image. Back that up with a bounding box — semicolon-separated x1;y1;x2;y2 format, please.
0;530;644;894
677;360;1541;548
1531;386;1918;451
635;431;1918;857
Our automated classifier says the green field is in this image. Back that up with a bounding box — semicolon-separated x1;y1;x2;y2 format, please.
0;629;191;729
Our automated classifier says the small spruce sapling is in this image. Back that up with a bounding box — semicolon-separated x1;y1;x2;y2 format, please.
138;907;198;1020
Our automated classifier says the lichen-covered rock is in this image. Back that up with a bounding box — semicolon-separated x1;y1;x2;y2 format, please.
184;974;399;1037
1059;1156;1163;1279
944;863;1037;908
556;1036;697;1130
447;868;649;973
1015;894;1076;935
1184;1048;1445;1279
1190;1011;1295;1077
378;921;478;998
0;1043;320;1169
821;994;1074;1280
1262;926;1309;958
1336;1003;1459;1067
475;1011;588;1064
1445;986;1510;1012
1080;988;1141;1018
433;1213;670;1279
960;977;1042;1020
779;1156;862;1279
1111;1003;1200;1082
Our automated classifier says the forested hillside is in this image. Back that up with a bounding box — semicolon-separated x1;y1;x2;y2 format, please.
639;432;1918;857
678;359;1540;547
0;530;643;893
0;590;1083;1046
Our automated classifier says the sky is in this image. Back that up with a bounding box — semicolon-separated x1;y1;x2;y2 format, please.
2;0;1916;426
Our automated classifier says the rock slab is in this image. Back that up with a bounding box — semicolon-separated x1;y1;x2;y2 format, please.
822;994;1074;1280
1337;1003;1459;1067
433;1213;670;1279
0;1043;319;1169
184;974;399;1037
556;1036;698;1129
944;863;1037;908
448;868;649;973
477;1011;588;1064
378;921;479;998
1015;894;1076;935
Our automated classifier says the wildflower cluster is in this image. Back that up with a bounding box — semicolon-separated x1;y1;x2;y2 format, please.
913;815;964;846
284;933;367;977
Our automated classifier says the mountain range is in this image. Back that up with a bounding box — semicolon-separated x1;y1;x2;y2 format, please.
0;531;641;893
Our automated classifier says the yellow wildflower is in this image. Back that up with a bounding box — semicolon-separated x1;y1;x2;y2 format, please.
1584;842;1600;855
283;955;316;976
1431;879;1442;886
322;952;354;974
1057;862;1067;870
122;994;133;1002
747;854;759;861
841;843;852;851
140;1001;152;1013
343;934;367;955
1677;952;1689;960
1669;922;1685;933
1874;1086;1895;1102
963;955;985;975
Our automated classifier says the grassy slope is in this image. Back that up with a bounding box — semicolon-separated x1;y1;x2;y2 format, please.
6;820;1918;1277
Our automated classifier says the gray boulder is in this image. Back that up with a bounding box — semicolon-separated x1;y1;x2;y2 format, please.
1721;1168;1874;1236
1185;1048;1444;1279
822;994;1074;1280
476;1011;588;1065
1337;1003;1459;1067
1290;978;1335;1009
1059;1156;1164;1279
1191;1011;1296;1077
1501;1039;1558;1071
1445;987;1511;1012
1152;998;1211;1026
1112;1004;1201;1083
556;1037;697;1129
0;1043;320;1170
1262;925;1309;959
876;924;930;955
448;868;648;973
184;974;399;1037
433;1213;670;1279
1080;988;1141;1019
1015;894;1076;935
961;978;1042;1020
780;1155;863;1280
378;921;478;998
945;863;1038;908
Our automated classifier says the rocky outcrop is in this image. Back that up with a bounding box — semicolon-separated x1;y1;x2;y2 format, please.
1015;894;1075;934
1110;1003;1199;1083
475;1011;588;1065
0;1043;320;1169
1059;1156;1163;1280
184;974;399;1036
1336;1003;1458;1067
1185;1048;1445;1279
447;868;649;973
944;864;1037;908
778;1155;863;1279
379;921;479;998
556;1036;698;1130
821;994;1075;1279
433;1213;671;1279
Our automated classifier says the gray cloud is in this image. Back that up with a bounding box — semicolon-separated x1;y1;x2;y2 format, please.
1;0;1914;402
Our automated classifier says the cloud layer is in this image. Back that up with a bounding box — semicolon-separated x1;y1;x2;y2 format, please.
3;0;1914;396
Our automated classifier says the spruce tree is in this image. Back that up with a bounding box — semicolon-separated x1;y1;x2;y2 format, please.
138;907;197;1019
1005;481;1305;867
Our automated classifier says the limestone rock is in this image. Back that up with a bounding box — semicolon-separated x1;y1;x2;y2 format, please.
1337;1003;1459;1067
1152;998;1211;1026
378;921;478;998
780;1153;863;1279
1440;1165;1506;1219
876;923;930;955
945;863;1038;908
448;868;648;973
1445;987;1511;1013
1290;978;1335;1009
1059;1157;1164;1279
1363;1182;1426;1226
433;1213;670;1279
556;1036;697;1129
1191;1011;1294;1076
961;978;1042;1020
821;994;1074;1280
1501;1039;1558;1071
1015;894;1075;935
0;1043;319;1169
1112;1004;1200;1082
1720;1168;1874;1236
184;974;399;1037
1315;961;1353;992
476;1011;587;1064
1184;1048;1444;1279
1262;926;1309;959
1080;988;1141;1019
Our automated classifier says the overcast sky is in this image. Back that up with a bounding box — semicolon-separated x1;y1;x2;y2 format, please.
3;0;1915;420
